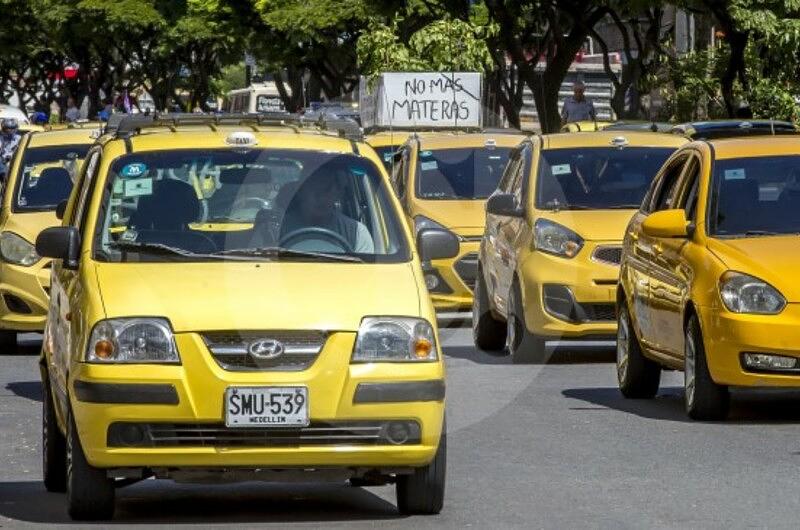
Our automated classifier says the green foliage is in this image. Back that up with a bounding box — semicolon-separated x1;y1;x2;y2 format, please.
357;17;496;81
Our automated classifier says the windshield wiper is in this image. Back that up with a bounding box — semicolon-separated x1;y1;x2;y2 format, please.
543;200;593;211
742;230;781;237
108;241;244;261
215;247;364;263
604;204;642;209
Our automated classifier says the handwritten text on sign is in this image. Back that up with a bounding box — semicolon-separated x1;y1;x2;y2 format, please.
376;72;482;128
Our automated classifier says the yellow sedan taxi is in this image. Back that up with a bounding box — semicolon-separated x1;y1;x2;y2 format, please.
35;114;452;520
474;131;686;363
0;127;96;348
390;131;527;316
617;135;800;420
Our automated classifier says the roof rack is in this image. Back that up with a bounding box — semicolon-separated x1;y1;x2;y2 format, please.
104;112;364;141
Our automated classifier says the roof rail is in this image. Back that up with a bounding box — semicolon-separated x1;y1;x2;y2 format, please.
104;112;364;141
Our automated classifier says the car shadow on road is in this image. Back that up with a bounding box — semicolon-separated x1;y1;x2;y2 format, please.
5;380;42;402
564;386;800;424
0;480;405;524
444;343;615;366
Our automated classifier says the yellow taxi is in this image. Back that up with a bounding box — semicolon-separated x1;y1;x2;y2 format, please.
0;127;97;348
35;114;452;520
617;135;800;420
390;131;527;316
559;120;611;133
365;130;411;172
474;131;686;363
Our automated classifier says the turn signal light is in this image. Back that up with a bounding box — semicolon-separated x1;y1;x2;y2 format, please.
94;339;115;359
414;338;433;359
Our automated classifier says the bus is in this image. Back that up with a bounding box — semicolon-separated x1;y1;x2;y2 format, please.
224;83;289;113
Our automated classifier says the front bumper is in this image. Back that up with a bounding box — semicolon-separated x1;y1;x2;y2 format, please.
0;260;50;332
519;242;620;339
69;331;445;469
699;302;800;387
427;240;479;311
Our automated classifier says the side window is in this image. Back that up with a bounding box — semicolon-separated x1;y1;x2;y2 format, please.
497;148;521;194
390;147;408;199
649;156;688;212
677;156;701;221
70;150;102;234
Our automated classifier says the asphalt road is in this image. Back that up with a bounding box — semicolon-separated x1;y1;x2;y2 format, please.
3;327;800;528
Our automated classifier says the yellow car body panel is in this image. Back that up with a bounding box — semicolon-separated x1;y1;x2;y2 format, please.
559;121;611;133
620;135;800;389
398;132;527;311
42;124;445;477
0;128;96;332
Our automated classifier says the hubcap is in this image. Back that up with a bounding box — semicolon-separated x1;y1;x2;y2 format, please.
685;331;696;407
617;311;630;383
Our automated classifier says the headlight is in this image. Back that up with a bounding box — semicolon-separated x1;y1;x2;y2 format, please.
352;317;437;362
719;272;786;314
413;215;448;236
533;219;583;258
0;232;39;266
86;318;180;363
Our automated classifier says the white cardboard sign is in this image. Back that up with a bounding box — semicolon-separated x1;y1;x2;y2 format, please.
360;72;483;129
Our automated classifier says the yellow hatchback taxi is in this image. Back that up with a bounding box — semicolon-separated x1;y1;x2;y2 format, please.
0;127;96;348
617;135;800;420
474;132;686;363
35;114;454;520
390;131;527;315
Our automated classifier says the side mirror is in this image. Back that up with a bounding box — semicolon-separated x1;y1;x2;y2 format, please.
417;228;459;262
36;226;80;270
55;200;68;220
642;209;689;238
486;193;524;218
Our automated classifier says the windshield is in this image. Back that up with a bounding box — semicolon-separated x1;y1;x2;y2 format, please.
709;156;800;237
536;147;675;210
14;144;89;211
94;149;410;263
415;147;512;200
373;146;399;172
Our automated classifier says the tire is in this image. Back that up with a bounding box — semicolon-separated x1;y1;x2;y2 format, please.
66;410;115;520
42;380;67;492
507;281;547;364
616;302;661;398
685;315;729;421
396;430;446;515
0;330;17;354
472;267;506;352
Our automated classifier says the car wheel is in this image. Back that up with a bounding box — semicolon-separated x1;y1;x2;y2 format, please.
0;330;17;354
43;380;67;492
66;409;115;520
616;302;660;398
685;315;729;421
507;282;546;364
396;429;446;515
472;267;506;352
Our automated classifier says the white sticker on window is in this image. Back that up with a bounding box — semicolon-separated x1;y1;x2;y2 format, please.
123;178;153;197
724;168;745;180
112;179;124;194
421;161;438;171
551;164;571;175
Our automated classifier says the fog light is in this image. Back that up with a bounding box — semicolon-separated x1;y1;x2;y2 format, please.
119;424;144;446
385;422;410;445
424;273;439;291
742;352;798;371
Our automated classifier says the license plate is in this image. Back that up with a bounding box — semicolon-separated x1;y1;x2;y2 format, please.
224;387;309;428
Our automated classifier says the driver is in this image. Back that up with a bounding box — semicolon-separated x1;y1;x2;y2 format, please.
0;118;22;179
280;163;374;253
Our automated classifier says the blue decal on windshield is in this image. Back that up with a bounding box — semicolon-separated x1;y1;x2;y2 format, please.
120;163;148;178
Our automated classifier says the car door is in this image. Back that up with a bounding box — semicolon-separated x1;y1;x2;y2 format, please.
47;147;101;416
629;153;689;350
483;146;523;314
649;153;701;356
493;143;532;316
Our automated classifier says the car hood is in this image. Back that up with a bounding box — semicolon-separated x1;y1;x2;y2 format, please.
3;210;58;245
94;261;423;333
536;209;637;241
413;199;487;236
707;236;800;302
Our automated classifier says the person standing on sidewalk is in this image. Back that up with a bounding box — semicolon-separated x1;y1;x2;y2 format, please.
560;80;596;126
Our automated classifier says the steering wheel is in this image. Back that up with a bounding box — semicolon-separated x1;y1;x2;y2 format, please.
231;197;270;214
279;227;353;253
